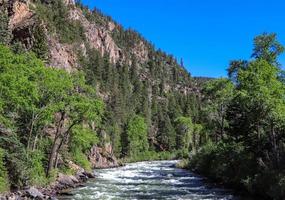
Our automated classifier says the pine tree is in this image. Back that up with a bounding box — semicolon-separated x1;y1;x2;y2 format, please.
0;8;11;45
32;23;49;60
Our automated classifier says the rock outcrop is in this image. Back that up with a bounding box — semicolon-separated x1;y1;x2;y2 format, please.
5;0;150;70
48;36;79;73
68;6;124;64
88;144;119;169
7;0;36;49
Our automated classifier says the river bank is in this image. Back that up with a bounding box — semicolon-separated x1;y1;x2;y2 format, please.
176;159;266;200
0;167;96;200
0;144;121;200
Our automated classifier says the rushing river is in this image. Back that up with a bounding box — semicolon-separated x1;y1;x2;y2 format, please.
59;160;244;200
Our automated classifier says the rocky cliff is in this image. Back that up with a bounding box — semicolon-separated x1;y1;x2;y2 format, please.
3;0;197;93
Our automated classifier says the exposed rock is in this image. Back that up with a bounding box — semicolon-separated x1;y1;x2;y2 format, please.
26;187;44;199
68;7;124;64
57;173;77;188
63;0;75;6
9;0;34;30
131;41;149;64
7;0;36;49
107;22;115;32
67;160;84;173
88;144;119;169
48;36;78;73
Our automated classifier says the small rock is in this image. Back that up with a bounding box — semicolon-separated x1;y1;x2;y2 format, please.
84;172;95;179
26;187;44;199
57;174;76;187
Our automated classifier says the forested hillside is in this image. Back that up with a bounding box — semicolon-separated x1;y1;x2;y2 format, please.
0;0;200;193
186;33;285;199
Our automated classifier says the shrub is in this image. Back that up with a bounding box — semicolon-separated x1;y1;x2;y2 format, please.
0;148;9;192
0;7;11;45
72;149;91;172
27;150;48;186
176;159;189;169
69;125;98;171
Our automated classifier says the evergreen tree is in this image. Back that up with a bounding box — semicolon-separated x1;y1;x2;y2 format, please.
0;8;11;45
32;23;49;60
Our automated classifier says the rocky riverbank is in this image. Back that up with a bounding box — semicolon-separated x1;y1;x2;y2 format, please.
0;144;121;200
0;165;95;200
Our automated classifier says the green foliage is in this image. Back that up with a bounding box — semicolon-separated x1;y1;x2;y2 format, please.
0;148;9;192
192;33;285;199
31;24;49;60
126;115;149;158
123;150;177;163
70;125;99;152
69;125;98;171
201;78;234;142
190;142;257;188
0;7;11;45
0;44;104;189
26;150;48;186
71;149;92;172
175;117;193;153
252;33;284;66
34;0;85;44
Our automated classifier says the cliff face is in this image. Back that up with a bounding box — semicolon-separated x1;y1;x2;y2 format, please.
6;0;147;69
4;0;195;94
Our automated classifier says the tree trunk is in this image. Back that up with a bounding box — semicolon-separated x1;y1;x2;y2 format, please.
27;111;35;149
46;111;65;176
32;133;38;151
47;137;60;176
270;122;279;169
220;104;224;140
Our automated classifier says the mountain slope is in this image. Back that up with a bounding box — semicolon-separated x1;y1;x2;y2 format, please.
10;0;200;154
0;0;201;192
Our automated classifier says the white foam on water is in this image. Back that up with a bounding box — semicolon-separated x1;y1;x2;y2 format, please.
62;160;238;200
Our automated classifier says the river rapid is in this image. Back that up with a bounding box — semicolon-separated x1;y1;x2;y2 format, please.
58;160;247;200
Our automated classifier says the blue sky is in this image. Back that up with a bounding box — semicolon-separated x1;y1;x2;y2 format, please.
81;0;285;78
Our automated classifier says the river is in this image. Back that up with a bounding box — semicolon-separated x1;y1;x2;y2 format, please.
58;160;246;200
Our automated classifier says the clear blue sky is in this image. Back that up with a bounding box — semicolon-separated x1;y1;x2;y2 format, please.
81;0;285;78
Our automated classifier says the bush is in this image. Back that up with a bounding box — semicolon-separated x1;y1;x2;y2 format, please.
27;150;48;186
0;148;9;192
70;125;98;152
72;149;91;172
188;141;285;198
0;7;11;45
176;159;189;169
69;125;98;171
